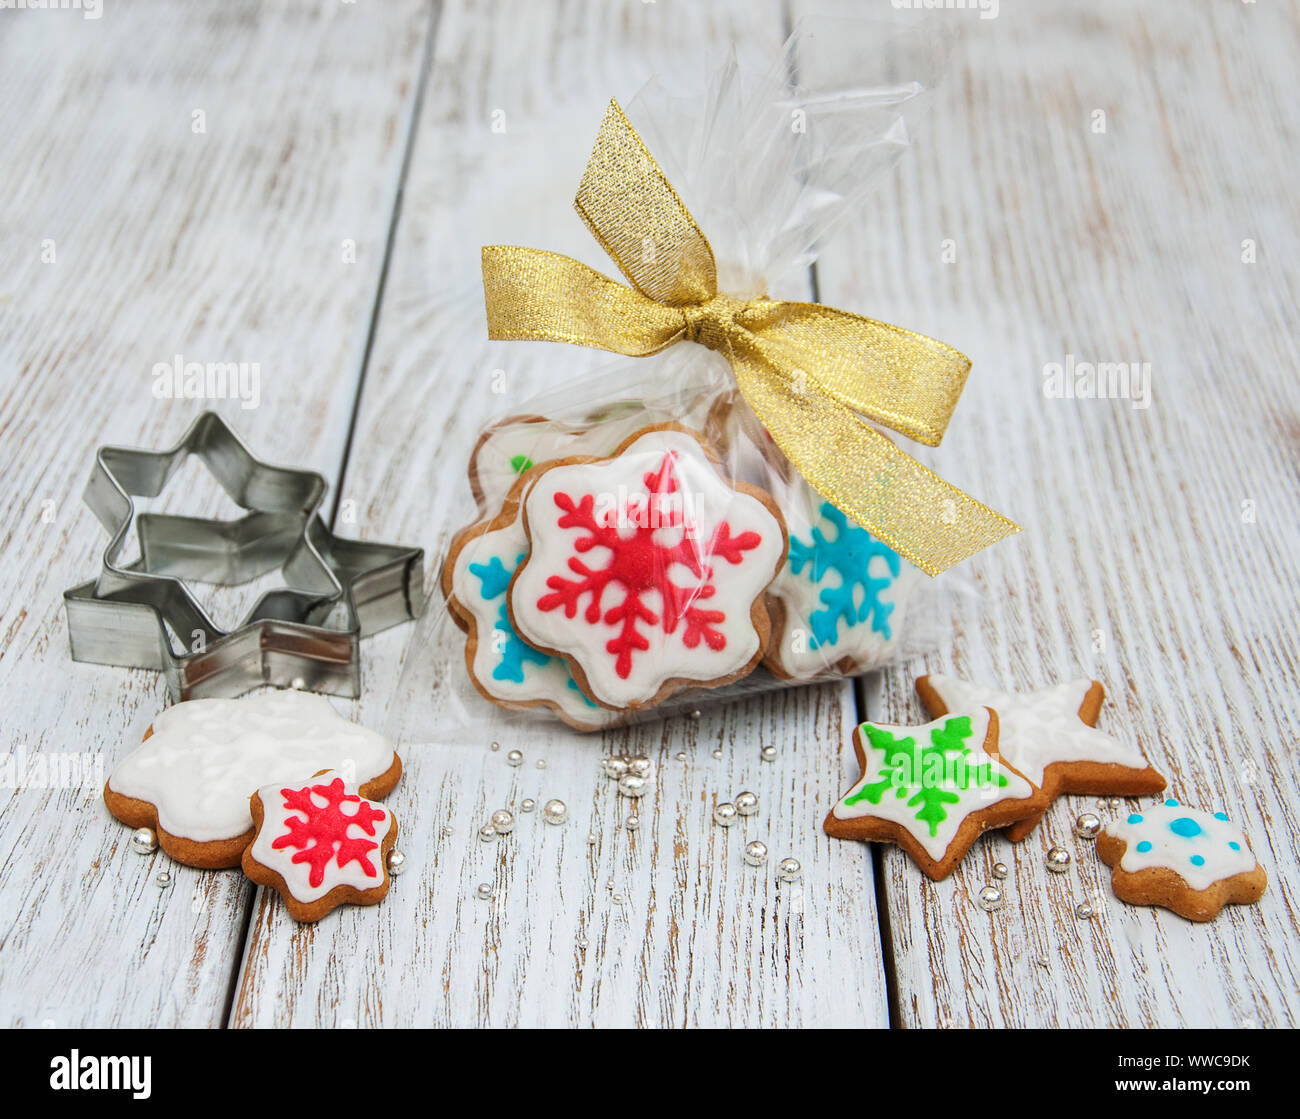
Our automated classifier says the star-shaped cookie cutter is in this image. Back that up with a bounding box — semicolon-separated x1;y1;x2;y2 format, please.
63;412;425;700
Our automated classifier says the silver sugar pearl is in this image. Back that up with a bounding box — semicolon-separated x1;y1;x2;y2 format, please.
386;849;407;876
617;774;648;798
521;798;536;813
1076;901;1095;920
1109;797;1122;808
676;751;687;761
977;885;1004;912
577;936;588;949
542;799;567;824
992;861;1009;880
1073;812;1102;840
690;709;702;719
131;827;157;855
490;809;515;835
624;814;640;831
777;857;802;882
712;749;723;759
506;749;524;766
155;871;172;889
478;824;498;842
475;882;494;900
713;802;738;827
627;755;653;778
535;759;546;770
743;840;769;866
490;741;501;752
602;756;629;780
760;745;777;762
734;790;759;816
1045;846;1072;874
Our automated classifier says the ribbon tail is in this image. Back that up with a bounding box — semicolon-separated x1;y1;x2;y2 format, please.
729;352;1020;576
482;245;685;355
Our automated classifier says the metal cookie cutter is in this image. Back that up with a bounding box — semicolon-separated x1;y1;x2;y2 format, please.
63;412;425;700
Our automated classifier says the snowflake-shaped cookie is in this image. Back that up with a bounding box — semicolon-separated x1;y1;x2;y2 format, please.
243;770;398;923
1096;799;1266;921
442;481;624;730
766;488;923;680
509;426;787;710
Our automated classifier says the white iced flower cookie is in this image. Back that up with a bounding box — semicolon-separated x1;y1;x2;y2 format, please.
764;477;924;681
242;770;398;923
823;706;1048;881
103;690;401;868
442;477;626;731
1096;799;1266;922
509;424;787;711
469;408;668;513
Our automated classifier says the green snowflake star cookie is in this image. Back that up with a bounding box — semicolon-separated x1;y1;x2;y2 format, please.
824;707;1048;880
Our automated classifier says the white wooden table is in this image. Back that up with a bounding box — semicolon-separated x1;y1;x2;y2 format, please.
1;0;1296;1029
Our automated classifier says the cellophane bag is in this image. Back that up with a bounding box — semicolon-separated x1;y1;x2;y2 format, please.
393;16;960;742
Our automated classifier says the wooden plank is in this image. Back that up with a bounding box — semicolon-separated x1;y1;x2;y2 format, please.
229;0;892;1028
813;1;1300;1027
0;0;432;1026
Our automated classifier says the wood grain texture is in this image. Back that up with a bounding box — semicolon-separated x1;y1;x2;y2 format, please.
813;1;1300;1027
227;0;892;1028
0;0;431;1026
2;0;1296;1031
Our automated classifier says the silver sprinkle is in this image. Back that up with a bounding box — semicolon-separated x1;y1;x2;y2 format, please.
992;861;1009;880
542;799;567;824
155;872;172;888
624;814;640;831
761;745;777;762
490;809;515;835
478;824;498;842
506;749;524;767
521;798;536;813
743;840;769;866
490;741;501;752
386;849;407;876
734;790;759;816
977;885;1004;912
777;857;801;882
475;882;494;900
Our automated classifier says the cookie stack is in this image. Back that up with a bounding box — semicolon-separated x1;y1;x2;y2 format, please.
104;691;402;923
443;414;923;728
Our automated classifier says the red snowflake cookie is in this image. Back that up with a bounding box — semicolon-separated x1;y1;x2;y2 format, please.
242;770;399;923
509;425;787;709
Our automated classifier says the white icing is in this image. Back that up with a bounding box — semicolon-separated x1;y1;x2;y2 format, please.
510;429;785;708
247;770;390;904
921;675;1150;786
108;691;396;843
766;477;922;680
450;499;623;729
472;411;662;511
1104;802;1256;892
831;708;1037;861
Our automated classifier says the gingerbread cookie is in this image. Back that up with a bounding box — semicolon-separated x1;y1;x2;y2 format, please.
104;691;401;868
823;706;1048;880
508;424;787;711
1096;799;1266;922
441;475;625;730
765;482;923;681
915;675;1165;840
469;408;664;513
242;770;398;923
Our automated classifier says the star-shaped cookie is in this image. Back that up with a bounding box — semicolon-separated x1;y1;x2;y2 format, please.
915;675;1166;841
823;706;1050;880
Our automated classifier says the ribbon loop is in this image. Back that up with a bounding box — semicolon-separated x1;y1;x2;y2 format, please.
482;100;1020;575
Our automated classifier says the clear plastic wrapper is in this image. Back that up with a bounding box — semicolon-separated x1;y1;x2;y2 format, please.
393;16;958;741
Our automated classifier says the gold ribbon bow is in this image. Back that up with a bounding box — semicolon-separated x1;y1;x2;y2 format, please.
482;101;1018;575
